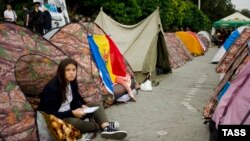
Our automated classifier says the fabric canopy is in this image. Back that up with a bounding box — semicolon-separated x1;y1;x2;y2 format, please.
213;12;250;29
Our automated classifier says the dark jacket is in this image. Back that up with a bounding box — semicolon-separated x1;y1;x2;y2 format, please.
32;9;44;25
38;76;85;119
43;10;52;30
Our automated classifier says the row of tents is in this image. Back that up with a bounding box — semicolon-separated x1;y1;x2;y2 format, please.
45;8;212;80
0;8;212;140
202;25;250;140
94;8;211;77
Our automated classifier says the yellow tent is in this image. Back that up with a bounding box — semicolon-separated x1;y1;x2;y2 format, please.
176;31;204;56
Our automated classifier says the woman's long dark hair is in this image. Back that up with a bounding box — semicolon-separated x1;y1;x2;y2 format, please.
57;58;78;102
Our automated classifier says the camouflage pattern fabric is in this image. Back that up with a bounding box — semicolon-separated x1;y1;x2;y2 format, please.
0;23;100;140
49;23;108;105
216;28;250;73
50;22;136;107
203;45;250;122
198;34;210;49
164;33;193;69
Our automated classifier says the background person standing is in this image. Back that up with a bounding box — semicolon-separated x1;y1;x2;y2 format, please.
22;4;33;30
32;2;44;35
42;8;52;34
4;4;17;23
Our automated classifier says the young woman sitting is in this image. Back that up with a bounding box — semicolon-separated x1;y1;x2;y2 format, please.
38;58;127;140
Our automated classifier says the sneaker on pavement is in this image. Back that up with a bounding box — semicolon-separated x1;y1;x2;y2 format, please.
101;125;127;140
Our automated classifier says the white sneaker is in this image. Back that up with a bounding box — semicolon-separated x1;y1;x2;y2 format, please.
140;80;152;91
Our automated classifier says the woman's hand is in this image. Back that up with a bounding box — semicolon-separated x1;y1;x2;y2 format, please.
72;108;85;118
81;105;89;110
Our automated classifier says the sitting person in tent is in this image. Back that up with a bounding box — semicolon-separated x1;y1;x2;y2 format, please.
115;72;137;102
38;58;127;140
88;34;138;102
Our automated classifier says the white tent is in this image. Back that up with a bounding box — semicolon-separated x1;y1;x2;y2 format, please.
95;8;171;76
213;12;250;29
222;12;250;21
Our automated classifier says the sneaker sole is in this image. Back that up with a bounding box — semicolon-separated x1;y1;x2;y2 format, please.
101;131;127;140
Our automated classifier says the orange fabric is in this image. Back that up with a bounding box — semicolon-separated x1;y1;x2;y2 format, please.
176;31;204;56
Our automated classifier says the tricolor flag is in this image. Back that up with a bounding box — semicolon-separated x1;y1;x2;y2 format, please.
87;34;127;94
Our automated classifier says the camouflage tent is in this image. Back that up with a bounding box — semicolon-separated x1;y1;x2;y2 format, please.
203;28;250;122
48;23;110;104
197;31;212;48
0;23;102;140
164;32;193;69
216;28;250;73
48;22;136;104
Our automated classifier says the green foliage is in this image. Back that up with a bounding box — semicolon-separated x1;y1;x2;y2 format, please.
182;2;211;32
191;0;236;22
93;0;211;31
240;9;250;18
101;0;142;24
0;0;5;21
1;0;220;32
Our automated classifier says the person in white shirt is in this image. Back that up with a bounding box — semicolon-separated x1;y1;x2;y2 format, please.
4;4;17;23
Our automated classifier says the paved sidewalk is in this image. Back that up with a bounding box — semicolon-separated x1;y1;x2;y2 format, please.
94;47;220;141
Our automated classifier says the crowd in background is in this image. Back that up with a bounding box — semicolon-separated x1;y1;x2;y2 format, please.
212;28;234;46
3;2;52;35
